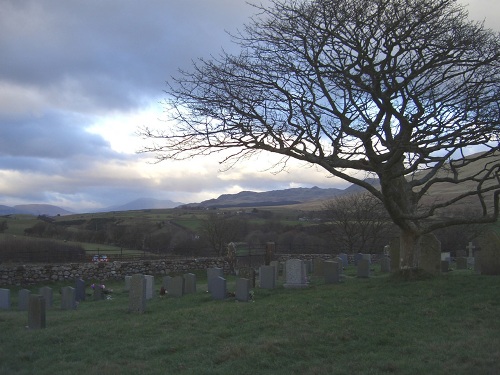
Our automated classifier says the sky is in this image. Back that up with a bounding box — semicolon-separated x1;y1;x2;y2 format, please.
0;0;498;212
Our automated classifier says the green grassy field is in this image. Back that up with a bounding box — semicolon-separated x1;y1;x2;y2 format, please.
0;269;498;375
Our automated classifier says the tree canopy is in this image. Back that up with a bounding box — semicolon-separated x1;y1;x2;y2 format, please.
141;0;500;269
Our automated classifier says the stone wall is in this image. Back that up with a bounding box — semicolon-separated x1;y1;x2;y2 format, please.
0;253;384;286
0;258;229;286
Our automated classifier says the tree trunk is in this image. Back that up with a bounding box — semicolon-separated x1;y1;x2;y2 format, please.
399;229;421;270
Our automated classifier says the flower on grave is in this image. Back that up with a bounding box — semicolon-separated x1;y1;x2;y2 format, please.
91;283;106;290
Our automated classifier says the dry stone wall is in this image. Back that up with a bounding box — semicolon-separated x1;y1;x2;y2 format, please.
0;258;229;286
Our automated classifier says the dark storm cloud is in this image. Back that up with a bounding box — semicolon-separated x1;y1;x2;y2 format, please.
0;112;114;159
0;0;256;113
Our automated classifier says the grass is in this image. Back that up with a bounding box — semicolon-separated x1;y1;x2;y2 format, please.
0;268;499;375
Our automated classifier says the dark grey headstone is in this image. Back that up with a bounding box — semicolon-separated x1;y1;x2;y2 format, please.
162;276;172;290
238;268;256;287
61;286;77;310
362;254;372;264
28;294;46;329
380;256;391;273
259;265;276;289
419;234;441;275
456;257;468;270
269;260;280;281
357;259;370;278
18;289;30;310
129;274;147;313
145;275;154;300
313;258;325;277
354;253;363;266
93;284;104;301
324;261;340;284
124;276;132;292
0;288;10;310
39;286;53;308
338;253;348;268
476;231;500;275
211;276;227;300
75;279;86;302
207;268;224;293
169;276;185;297
456;250;467;258
441;260;449;273
236;278;251;302
183;273;197;294
474;251;482;274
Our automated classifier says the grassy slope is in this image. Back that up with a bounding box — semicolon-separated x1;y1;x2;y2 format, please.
0;269;498;375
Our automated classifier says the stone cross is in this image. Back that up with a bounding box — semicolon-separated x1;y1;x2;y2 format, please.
466;242;475;258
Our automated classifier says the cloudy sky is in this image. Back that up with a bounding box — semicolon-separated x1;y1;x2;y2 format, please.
0;0;498;212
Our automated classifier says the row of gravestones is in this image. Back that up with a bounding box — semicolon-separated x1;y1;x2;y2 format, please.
387;232;500;275
0;278;94;329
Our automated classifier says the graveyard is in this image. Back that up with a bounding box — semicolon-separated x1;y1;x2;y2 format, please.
0;262;499;375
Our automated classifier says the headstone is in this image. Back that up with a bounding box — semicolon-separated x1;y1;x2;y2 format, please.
456;257;468;270
476;231;500;275
456;250;467;258
169;276;185;297
304;260;313;274
28;295;46;329
357;259;370;278
466;242;476;258
124;276;132;292
0;289;11;309
93;284;104;301
474;251;482;274
211;276;226;300
265;242;275;265
75;279;86;302
128;274;147;313
145;275;154;300
238;268;256;288
283;259;308;288
269;260;280;282
324;261;340;284
334;257;343;274
39;286;53;308
419;234;441;275
380;256;391;273
441;252;451;265
313;258;325;277
389;237;400;272
259;265;276;289
338;253;348;269
383;245;390;256
235;278;251;302
183;273;197;294
362;254;372;264
441;260;449;273
61;286;77;310
18;289;31;310
354;253;363;266
162;276;172;290
207;268;224;293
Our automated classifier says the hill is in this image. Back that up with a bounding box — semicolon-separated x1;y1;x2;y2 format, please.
0;204;73;216
183;179;380;209
101;198;184;212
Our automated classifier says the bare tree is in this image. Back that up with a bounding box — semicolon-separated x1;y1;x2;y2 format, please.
322;192;397;254
141;0;500;271
200;213;246;256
